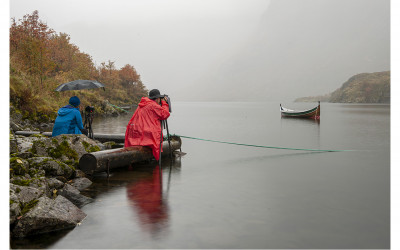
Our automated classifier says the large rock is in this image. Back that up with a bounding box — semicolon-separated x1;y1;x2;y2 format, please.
15;134;45;153
58;184;93;208
17;186;44;205
69;177;92;191
30;134;101;165
10;184;46;225
28;157;75;179
12;195;87;238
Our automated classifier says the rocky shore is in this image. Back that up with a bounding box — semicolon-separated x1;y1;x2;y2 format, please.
9;108;119;238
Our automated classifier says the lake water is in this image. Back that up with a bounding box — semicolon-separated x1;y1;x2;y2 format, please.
11;102;390;249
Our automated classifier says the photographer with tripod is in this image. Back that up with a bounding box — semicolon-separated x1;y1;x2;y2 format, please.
124;89;170;161
52;96;88;137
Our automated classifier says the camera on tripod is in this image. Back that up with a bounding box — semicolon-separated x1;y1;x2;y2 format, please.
84;106;95;139
85;106;95;113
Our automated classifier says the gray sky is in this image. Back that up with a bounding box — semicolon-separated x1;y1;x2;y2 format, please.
8;0;392;102
9;0;270;100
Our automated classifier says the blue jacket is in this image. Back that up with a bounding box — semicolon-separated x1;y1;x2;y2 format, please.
52;105;84;137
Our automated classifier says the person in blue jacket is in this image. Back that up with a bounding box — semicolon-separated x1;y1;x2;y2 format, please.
52;96;87;137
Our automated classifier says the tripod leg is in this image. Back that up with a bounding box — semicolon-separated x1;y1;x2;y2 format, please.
158;121;163;171
88;115;93;139
165;120;172;159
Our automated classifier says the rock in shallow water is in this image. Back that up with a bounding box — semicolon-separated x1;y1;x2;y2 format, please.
12;195;87;238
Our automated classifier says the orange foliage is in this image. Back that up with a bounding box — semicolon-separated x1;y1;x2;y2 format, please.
10;11;148;119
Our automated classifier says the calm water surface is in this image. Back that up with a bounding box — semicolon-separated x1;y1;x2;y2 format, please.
12;102;390;249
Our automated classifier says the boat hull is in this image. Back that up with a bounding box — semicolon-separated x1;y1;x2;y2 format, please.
280;103;320;119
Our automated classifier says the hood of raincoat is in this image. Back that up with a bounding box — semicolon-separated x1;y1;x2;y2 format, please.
138;97;157;108
58;105;78;116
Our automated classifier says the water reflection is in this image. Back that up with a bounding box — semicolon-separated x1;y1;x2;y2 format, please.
126;166;169;236
280;116;321;125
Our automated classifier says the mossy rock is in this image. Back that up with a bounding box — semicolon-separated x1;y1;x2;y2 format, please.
30;135;99;166
10;157;29;176
28;157;75;179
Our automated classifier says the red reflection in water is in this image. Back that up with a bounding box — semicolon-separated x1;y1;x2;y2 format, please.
126;166;169;235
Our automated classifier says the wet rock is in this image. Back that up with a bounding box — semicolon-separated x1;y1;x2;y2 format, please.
12;195;87;238
58;184;93;208
69;177;92;191
75;169;86;178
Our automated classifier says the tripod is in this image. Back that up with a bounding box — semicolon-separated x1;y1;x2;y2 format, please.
83;107;94;139
158;96;173;167
158;120;172;166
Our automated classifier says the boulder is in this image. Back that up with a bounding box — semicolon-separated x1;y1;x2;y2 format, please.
46;178;65;190
30;134;101;165
58;184;93;208
12;195;87;238
10;157;29;176
17;186;44;205
10;184;45;226
16;135;44;153
69;177;92;191
28;157;75;179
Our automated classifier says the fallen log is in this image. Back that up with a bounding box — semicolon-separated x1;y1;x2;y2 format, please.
14;131;126;143
78;136;182;175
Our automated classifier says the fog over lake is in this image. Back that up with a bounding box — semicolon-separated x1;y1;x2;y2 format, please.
9;0;390;102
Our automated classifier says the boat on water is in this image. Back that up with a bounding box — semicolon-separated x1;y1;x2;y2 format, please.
280;101;320;119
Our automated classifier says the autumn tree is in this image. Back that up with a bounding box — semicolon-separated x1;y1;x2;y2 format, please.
119;64;140;87
10;10;55;86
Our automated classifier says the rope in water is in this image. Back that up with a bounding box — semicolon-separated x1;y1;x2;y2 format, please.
171;134;352;152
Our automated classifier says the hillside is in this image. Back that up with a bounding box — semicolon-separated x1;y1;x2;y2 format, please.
10;11;148;123
295;71;390;103
329;71;390;103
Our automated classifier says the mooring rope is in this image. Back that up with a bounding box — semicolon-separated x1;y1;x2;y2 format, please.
171;134;352;152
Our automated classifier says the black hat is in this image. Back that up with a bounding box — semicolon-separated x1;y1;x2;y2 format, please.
149;89;164;100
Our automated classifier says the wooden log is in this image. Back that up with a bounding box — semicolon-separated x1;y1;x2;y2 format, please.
14;131;126;143
15;131;41;136
91;134;125;143
79;136;182;175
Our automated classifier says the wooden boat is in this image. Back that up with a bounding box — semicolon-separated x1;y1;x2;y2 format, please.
280;101;320;119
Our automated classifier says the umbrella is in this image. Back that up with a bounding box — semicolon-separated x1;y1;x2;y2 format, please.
55;80;105;92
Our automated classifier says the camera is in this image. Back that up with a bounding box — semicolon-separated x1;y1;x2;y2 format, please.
85;106;95;113
164;95;172;113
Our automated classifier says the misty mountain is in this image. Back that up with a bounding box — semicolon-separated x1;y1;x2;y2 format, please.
329;71;390;103
181;0;389;102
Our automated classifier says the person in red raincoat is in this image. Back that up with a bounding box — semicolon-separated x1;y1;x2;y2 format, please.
124;89;170;160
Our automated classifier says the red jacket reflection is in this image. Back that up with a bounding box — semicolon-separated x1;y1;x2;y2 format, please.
124;97;170;160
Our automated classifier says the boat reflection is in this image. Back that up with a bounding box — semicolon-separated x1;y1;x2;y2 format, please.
280;116;320;125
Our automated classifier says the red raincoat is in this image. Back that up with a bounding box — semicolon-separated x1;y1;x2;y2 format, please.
124;97;170;160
